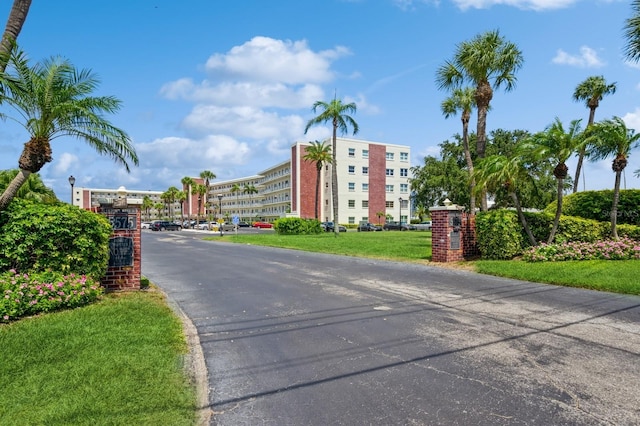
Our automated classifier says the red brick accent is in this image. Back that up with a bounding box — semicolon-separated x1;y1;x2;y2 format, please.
100;208;142;291
430;209;478;262
368;144;386;224
297;144;321;219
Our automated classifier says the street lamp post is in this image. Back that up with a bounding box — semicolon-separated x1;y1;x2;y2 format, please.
217;194;223;236
68;175;76;205
399;197;403;224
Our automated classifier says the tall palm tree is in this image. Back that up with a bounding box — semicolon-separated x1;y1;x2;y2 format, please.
0;169;57;203
191;183;207;227
177;190;186;226
572;76;617;193
436;29;524;211
473;153;537;246
181;176;194;219
304;98;359;235
441;87;478;213
585;117;640;238
527;118;584;243
142;195;154;221
230;183;241;218
162;186;180;221
302;140;332;219
243;183;258;221
0;45;138;212
0;0;32;70
153;202;164;219
623;1;640;63
200;170;216;219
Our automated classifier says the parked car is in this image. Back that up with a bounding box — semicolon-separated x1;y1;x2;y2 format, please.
252;221;273;229
322;222;347;232
196;221;216;230
383;221;415;231
150;220;182;231
141;222;152;229
357;222;382;232
414;221;432;231
220;222;238;232
237;221;251;228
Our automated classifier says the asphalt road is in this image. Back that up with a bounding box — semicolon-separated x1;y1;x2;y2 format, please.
141;230;640;426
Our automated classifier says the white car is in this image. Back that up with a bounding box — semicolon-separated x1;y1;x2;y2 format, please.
141;222;151;229
414;221;432;231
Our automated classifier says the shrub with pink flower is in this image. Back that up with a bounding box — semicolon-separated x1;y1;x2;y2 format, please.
523;237;640;262
0;270;103;323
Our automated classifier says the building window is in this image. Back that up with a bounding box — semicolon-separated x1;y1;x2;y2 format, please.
362;217;369;222
348;217;355;224
362;149;369;159
348;200;355;208
362;166;368;175
386;185;394;193
400;168;408;177
325;182;329;188
400;152;408;161
348;182;355;191
386;168;394;176
386;201;394;208
386;152;394;160
362;200;369;208
362;183;369;192
348;148;355;157
400;183;409;193
325;165;329;171
348;165;355;174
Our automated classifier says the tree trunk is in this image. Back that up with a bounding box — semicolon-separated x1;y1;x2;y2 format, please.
547;178;564;244
475;84;491;212
315;167;321;219
573;106;597;193
331;120;339;236
461;113;476;214
611;171;622;239
510;191;537;247
0;169;31;211
0;0;32;70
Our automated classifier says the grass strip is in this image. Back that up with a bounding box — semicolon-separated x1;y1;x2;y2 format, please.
0;290;196;426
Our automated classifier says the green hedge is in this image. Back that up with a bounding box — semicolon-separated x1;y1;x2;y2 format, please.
545;190;640;226
273;217;323;235
0;200;111;280
476;210;524;259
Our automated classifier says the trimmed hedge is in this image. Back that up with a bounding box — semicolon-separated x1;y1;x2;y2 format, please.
273;217;323;235
476;210;524;259
545;190;640;226
0;200;111;280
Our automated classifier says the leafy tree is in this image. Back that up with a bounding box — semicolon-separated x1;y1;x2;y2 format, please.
0;0;32;70
441;87;478;213
243;183;258;221
527;118;584;243
436;29;524;211
153;202;164;219
200;170;216;219
161;186;180;220
623;1;640;63
304;98;359;235
302;140;332;219
585;117;640;238
191;183;207;226
572;76;616;193
230;183;241;218
473;153;538;246
0;169;57;204
0;45;138;211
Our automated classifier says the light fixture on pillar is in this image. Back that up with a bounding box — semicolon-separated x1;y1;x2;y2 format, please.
68;175;76;205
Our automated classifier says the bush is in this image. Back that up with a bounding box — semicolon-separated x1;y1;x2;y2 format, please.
545;190;640;226
273;217;323;235
476;210;524;259
521;211;607;245
0;200;111;280
1;269;103;322
523;238;640;262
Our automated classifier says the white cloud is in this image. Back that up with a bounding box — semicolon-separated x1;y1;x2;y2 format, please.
621;108;640;133
51;152;78;175
451;0;577;11
552;46;605;68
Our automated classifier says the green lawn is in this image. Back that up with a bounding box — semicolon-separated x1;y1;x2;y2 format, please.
0;290;197;426
214;231;640;295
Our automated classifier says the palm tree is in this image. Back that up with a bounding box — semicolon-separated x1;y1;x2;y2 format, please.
191;183;207;227
473;153;537;246
527;118;584;243
572;76;617;193
585;117;640;238
441;87;478;213
0;169;57;203
376;211;386;225
177;190;186;226
142;195;154;221
230;183;241;218
302;140;332;219
200;170;216;219
436;29;524;211
304;98;359;235
0;45;138;212
623;1;640;63
0;0;32;70
243;183;258;221
162;186;180;221
181;176;194;219
153;202;164;219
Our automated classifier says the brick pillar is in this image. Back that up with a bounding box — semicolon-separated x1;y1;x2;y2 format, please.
99;203;142;291
430;202;477;262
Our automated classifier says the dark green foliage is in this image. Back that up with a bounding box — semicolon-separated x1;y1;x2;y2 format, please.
546;190;640;225
0;199;111;279
273;217;323;235
476;210;524;259
610;223;640;240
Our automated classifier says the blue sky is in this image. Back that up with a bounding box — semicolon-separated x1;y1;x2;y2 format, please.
1;0;639;202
